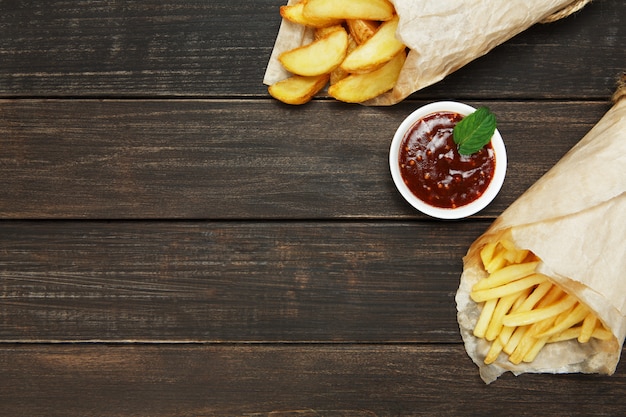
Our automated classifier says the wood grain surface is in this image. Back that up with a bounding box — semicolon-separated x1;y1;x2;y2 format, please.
0;220;478;342
0;0;622;99
1;0;625;415
0;100;607;219
2;344;626;417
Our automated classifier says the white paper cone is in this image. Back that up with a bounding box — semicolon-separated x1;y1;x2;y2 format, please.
264;0;590;105
456;85;626;383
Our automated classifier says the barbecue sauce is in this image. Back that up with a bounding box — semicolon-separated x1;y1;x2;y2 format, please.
398;111;496;209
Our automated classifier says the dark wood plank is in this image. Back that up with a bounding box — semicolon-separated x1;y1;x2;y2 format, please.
0;0;623;99
0;99;609;219
0;220;480;343
2;1;623;414
1;344;625;416
0;0;282;98
417;0;626;101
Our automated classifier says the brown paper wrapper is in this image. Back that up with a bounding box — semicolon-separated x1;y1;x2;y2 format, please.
263;0;592;105
456;76;626;383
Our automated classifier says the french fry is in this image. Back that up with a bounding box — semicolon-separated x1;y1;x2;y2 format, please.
303;0;395;22
280;2;342;28
346;19;379;44
330;34;358;85
479;241;498;268
548;325;613;343
496;288;534;346
484;338;504;365
472;261;539;291
268;73;330;105
470;239;613;365
470;273;547;303
509;326;546;364
503;325;528;355
328;50;405;103
511;281;553;314
535;303;589;338
279;27;349;76
340;15;406;74
473;298;497;339
522;336;550;363
579;313;597;343
485;290;529;342
502;294;578;327
485;248;508;274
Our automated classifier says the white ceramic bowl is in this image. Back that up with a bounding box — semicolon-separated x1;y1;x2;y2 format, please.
389;101;507;219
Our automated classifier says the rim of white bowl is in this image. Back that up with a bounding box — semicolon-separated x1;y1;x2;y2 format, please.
389;101;507;220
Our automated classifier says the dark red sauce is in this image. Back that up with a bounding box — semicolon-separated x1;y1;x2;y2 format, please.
398;111;495;209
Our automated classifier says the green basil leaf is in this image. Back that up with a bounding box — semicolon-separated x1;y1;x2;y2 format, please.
453;106;497;155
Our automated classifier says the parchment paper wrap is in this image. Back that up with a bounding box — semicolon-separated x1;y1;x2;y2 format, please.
263;0;591;105
456;78;626;383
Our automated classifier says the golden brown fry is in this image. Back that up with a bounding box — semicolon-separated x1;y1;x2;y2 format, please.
470;273;547;303
330;34;358;85
485;248;508;274
484;338;504;365
579;312;597;343
511;281;553;314
270;0;407;104
479;241;498;268
346;19;379;44
485;290;529;342
314;24;345;40
473;298;497;339
340;15;405;74
535;302;589;338
280;2;342;28
279;27;349;76
548;325;613;343
472;261;539;291
303;0;395;22
508;327;537;364
472;239;613;366
522;336;549;363
502;294;578;327
503;325;527;355
328;50;405;103
268;73;330;105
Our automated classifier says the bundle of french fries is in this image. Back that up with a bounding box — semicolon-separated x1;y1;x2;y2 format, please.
472;239;612;366
267;0;407;104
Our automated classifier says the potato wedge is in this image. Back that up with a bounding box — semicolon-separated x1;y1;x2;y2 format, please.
328;50;405;103
341;15;405;74
279;27;349;76
280;2;342;28
303;0;395;22
314;24;345;40
346;19;379;44
330;33;358;85
268;74;330;105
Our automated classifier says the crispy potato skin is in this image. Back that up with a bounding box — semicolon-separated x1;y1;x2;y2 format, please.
278;28;349;77
340;15;405;74
268;0;406;104
346;19;379;44
280;3;342;28
328;50;406;103
303;0;395;21
268;74;330;105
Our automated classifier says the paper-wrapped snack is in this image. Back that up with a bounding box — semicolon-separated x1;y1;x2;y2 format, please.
456;75;626;383
264;0;592;105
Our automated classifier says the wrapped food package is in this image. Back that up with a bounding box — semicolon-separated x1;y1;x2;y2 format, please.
456;76;626;383
263;0;593;105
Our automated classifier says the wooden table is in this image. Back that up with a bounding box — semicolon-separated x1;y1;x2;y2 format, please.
1;1;625;415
